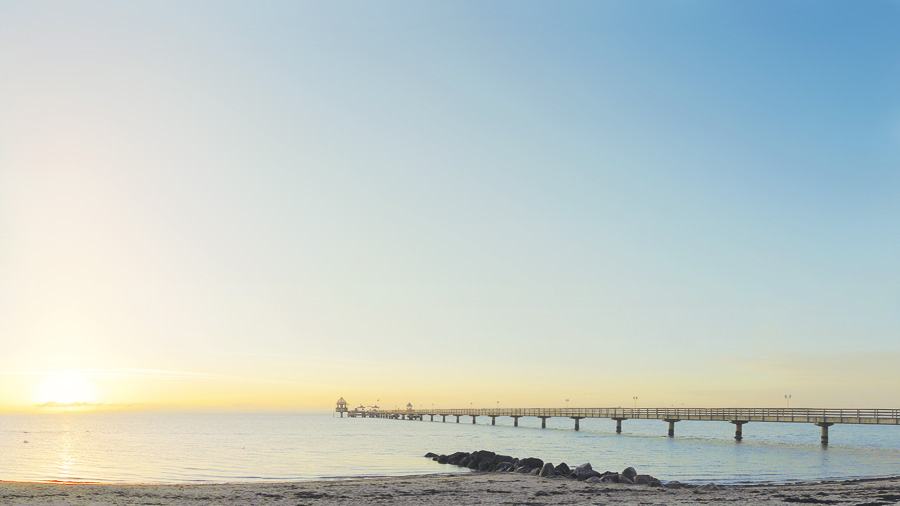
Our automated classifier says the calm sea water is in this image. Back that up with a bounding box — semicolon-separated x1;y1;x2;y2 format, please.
2;413;899;484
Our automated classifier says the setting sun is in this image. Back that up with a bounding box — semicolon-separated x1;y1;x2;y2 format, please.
35;373;97;406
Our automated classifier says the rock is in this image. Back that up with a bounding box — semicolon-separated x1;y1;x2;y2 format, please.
515;465;532;474
600;474;618;483
633;474;654;485
424;452;438;458
539;463;555;477
467;458;480;469
447;452;469;465
478;460;492;472
437;455;449;464
519;457;544;469
492;455;515;466
530;468;541;475
493;462;515;472
622;467;638;480
586;476;602;484
458;457;470;467
575;464;602;481
650;478;663;487
665;481;685;489
617;474;634;484
472;450;496;462
699;483;718;491
554;463;570;476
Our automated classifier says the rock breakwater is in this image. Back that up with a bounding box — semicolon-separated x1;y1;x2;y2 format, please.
424;450;665;487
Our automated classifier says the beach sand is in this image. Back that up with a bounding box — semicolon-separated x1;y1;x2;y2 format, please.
3;473;900;505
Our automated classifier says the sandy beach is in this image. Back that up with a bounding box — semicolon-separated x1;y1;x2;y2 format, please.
3;473;900;505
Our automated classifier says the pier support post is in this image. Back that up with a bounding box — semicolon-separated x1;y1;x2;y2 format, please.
471;416;477;424
664;419;680;437
571;417;583;431
539;417;548;429
430;415;434;422
456;415;460;423
491;416;496;425
731;421;747;441
513;416;520;427
816;423;833;445
442;415;446;422
613;418;625;434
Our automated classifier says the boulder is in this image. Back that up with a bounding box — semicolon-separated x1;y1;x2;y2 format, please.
472;450;496;462
586;476;602;484
530;468;541;475
478;460;492;472
554;463;570;476
493;462;515;472
467;458;480;470
633;474;654;485
600;474;618;483
539;463;555;478
622;467;638;480
424;452;438;458
664;481;685;489
519;457;544;469
447;452;469;465
492;455;515;466
650;478;663;487
575;464;602;481
458;457;470;467
699;483;718;491
437;455;449;464
617;474;634;484
515;465;532;474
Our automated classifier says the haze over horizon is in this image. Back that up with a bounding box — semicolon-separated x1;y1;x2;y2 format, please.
1;1;898;414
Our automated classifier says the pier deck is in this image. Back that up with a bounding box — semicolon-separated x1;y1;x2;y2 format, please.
345;407;900;444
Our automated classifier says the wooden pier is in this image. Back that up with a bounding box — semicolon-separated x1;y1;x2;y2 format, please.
344;407;900;444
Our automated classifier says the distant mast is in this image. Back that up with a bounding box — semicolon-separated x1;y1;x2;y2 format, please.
335;397;349;417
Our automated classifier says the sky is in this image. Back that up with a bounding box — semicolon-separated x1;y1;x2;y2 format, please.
0;1;898;413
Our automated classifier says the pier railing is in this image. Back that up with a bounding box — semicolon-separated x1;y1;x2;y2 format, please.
364;407;900;425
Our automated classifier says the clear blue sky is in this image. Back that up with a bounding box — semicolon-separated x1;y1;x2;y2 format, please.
0;1;898;411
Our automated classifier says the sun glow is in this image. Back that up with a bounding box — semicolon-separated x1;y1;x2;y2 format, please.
35;373;97;406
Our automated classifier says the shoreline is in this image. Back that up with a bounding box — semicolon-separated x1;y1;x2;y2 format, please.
4;473;900;505
4;471;900;486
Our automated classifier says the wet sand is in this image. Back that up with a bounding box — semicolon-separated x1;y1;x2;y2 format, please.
4;473;900;505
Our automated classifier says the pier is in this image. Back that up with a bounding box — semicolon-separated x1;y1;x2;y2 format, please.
344;407;900;444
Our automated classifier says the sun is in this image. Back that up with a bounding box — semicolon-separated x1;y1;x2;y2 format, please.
35;372;97;406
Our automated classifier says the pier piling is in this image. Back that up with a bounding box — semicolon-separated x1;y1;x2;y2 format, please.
816;422;833;444
731;421;747;441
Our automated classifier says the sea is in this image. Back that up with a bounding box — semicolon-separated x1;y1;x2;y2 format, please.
2;413;899;484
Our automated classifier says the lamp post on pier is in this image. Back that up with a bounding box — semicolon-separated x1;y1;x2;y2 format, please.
633;396;638;409
785;394;791;408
